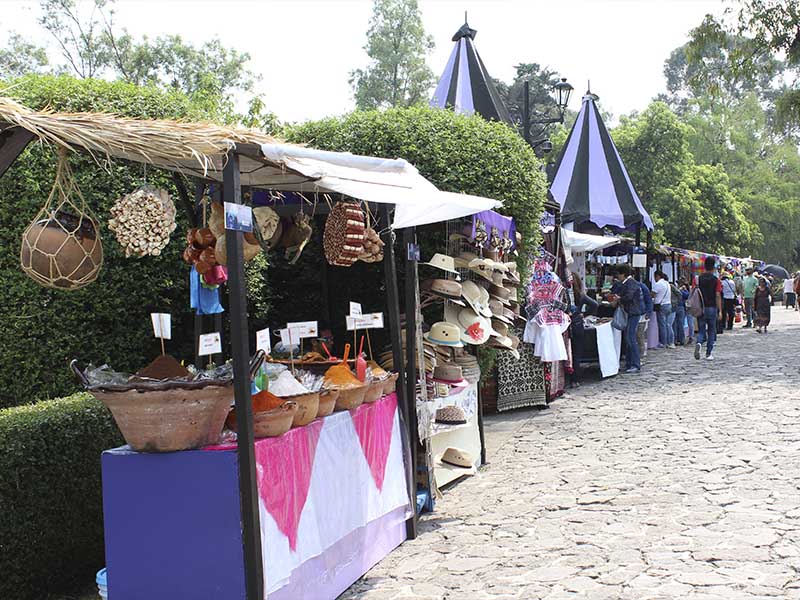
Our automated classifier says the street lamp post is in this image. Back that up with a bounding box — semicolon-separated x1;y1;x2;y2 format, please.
521;77;574;152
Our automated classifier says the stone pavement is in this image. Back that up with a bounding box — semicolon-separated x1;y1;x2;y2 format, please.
342;307;800;599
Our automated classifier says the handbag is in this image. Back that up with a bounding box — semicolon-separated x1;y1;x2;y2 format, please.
687;287;705;318
611;305;628;331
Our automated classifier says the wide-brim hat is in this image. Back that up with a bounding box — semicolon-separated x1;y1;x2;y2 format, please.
440;447;474;468
491;319;509;338
454;251;480;269
489;284;511;306
423;253;461;277
457;308;493;345
488;333;513;349
461;280;492;318
423;321;464;348
489;299;512;324
468;258;495;282
420;278;465;304
432;364;468;388
435;405;468;425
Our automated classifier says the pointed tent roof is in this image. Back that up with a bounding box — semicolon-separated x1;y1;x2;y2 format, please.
549;92;653;231
430;22;513;126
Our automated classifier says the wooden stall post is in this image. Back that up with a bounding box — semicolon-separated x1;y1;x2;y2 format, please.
223;151;264;600
402;226;421;500
380;205;418;540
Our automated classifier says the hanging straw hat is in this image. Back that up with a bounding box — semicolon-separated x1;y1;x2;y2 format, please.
468;257;495;282
461;280;492;318
489;299;512;324
432;364;468;389
491;319;509;338
423;322;464;347
453;251;480;269
420;279;464;304
435;405;468;425
423;253;461;277
489;284;511;306
457;308;493;345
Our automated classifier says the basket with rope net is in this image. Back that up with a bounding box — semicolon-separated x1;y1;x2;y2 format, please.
20;149;103;290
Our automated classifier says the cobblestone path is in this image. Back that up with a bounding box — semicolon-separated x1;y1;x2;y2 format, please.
343;307;800;599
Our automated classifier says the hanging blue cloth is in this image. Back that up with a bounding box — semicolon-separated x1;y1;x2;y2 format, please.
190;267;224;315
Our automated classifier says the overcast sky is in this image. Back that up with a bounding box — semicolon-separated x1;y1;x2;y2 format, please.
2;0;726;124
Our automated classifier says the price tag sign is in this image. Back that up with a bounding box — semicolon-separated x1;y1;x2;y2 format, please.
150;313;171;340
349;302;362;317
198;332;222;356
279;328;293;347
256;328;271;355
223;202;253;232
287;321;318;338
407;243;420;261
346;312;384;330
632;253;647;268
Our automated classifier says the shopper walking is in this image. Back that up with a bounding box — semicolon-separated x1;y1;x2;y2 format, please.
617;265;644;373
652;271;674;348
795;272;800;311
695;257;722;361
721;273;737;330
637;277;653;361
783;276;796;309
568;273;599;386
742;267;758;327
754;277;772;333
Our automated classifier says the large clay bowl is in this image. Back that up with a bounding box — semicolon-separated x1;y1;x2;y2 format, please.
282;391;320;427
317;389;339;418
91;384;232;452
364;379;384;403
334;384;367;411
381;372;399;396
229;401;298;438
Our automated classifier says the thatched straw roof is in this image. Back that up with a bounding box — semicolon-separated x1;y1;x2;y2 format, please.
0;95;280;176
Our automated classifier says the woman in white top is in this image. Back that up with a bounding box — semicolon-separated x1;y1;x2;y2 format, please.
783;277;796;309
652;271;674;348
721;273;737;330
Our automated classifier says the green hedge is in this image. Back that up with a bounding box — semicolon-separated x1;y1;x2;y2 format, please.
0;75;212;408
0;393;122;600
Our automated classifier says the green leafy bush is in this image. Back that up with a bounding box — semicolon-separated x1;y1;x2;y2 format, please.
0;75;211;408
0;393;122;600
284;106;548;248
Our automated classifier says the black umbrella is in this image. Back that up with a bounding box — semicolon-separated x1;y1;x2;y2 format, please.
762;264;790;279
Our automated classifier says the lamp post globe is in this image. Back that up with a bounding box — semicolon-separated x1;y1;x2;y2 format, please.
554;78;574;115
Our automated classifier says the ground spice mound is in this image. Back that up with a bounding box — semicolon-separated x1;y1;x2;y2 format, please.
136;354;190;380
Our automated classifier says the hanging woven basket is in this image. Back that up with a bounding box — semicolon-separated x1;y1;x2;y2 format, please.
20;151;103;290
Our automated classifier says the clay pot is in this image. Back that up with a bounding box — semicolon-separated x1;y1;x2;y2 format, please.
281;391;319;427
21;211;102;289
333;384;368;411
194;227;216;248
317;389;339;417
381;372;399;396
228;401;298;438
90;384;233;452
364;379;384;403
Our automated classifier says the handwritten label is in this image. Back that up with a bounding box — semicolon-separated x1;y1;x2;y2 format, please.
346;312;384;330
256;328;271;355
287;321;318;338
198;332;222;356
349;302;362;317
279;328;293;348
150;313;171;340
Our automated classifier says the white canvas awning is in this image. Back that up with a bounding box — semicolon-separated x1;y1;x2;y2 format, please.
259;144;501;228
561;228;620;254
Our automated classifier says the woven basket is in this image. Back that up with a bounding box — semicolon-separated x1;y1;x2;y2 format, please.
317;389;339;417
281;391;319;427
90;384;232;453
364;379;384;403
334;384;368;411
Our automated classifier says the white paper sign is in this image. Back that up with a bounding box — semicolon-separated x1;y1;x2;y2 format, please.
346;312;385;330
278;328;291;348
198;332;222;356
632;253;647;268
256;328;271;355
223;202;253;232
150;313;171;340
287;321;318;338
349;302;362;317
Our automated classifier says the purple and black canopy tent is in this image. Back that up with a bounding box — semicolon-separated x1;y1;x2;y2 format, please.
549;92;653;233
429;21;513;126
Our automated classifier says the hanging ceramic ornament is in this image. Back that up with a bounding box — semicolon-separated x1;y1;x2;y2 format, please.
20;150;103;290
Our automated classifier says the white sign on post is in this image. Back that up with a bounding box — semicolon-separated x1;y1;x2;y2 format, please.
287;321;318;339
349;302;362;317
198;332;222;356
150;313;171;340
632;253;647;268
346;312;384;330
256;328;271;355
279;328;293;348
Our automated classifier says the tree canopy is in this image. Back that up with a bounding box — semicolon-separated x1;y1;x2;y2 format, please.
349;0;435;110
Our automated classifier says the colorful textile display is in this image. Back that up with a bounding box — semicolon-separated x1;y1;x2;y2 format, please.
470;210;516;254
189;266;224;315
496;328;547;411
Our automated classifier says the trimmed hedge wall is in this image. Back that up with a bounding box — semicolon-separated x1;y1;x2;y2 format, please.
0;393;122;600
0;75;211;408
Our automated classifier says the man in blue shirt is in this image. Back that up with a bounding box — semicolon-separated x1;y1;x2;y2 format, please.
637;277;652;362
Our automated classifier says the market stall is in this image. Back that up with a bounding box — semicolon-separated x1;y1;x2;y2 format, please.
0;97;502;600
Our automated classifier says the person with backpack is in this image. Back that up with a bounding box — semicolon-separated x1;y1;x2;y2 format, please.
652;271;674;349
692;257;723;361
